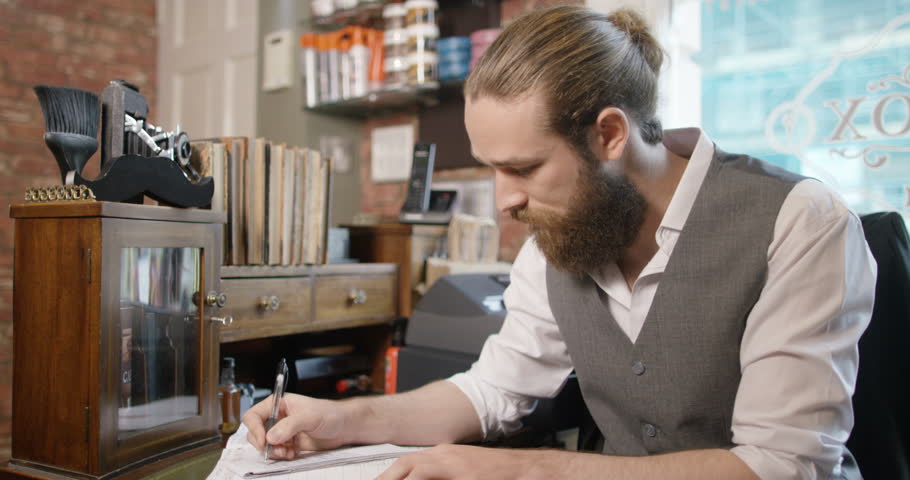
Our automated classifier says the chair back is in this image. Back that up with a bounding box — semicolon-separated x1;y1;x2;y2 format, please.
849;212;910;479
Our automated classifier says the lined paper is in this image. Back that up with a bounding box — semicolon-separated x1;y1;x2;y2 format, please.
207;425;424;480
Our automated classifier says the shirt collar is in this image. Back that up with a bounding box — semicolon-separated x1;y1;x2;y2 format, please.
589;128;715;290
657;128;716;235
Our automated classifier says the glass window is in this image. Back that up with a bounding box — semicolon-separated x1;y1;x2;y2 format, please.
118;247;201;439
695;0;910;223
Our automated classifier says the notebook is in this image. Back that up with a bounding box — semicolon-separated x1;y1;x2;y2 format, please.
207;424;425;480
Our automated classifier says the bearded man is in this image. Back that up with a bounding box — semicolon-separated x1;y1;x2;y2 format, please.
243;6;876;479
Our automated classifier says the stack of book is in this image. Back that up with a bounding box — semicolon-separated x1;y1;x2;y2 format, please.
189;137;332;266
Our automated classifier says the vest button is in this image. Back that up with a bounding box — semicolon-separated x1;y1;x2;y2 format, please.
642;423;657;438
632;360;645;375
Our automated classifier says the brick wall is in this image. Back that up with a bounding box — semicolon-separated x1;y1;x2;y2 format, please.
358;0;582;262
0;0;157;459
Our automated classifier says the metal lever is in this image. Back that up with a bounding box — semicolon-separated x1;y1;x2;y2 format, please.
348;288;367;305
209;316;233;326
258;296;280;312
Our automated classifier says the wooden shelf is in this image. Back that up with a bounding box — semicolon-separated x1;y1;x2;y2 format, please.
221;262;395;279
305;84;441;117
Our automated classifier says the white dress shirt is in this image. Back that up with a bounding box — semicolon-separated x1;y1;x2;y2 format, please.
448;128;877;480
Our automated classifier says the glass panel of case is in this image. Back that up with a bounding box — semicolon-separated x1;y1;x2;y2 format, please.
118;247;201;440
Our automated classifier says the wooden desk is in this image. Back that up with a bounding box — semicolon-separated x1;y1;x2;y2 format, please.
218;263;398;393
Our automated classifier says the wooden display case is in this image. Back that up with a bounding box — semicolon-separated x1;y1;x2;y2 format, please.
1;201;403;479
2;202;227;480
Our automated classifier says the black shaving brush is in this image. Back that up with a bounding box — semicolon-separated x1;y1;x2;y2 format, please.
33;85;100;184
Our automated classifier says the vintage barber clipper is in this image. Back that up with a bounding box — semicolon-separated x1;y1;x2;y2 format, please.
33;81;213;207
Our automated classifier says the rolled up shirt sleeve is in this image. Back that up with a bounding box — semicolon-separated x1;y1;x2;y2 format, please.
730;180;877;479
447;238;575;440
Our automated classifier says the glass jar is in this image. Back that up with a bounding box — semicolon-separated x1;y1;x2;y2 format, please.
407;23;439;56
334;0;358;10
404;0;438;27
384;28;408;59
385;57;409;87
310;0;334;17
407;51;438;86
382;3;407;31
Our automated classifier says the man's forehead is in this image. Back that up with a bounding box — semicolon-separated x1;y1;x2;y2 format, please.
465;93;557;162
464;91;548;119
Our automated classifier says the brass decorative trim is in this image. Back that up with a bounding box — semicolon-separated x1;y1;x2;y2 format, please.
24;185;97;203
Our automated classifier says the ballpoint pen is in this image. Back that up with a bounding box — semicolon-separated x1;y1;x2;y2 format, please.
263;358;289;461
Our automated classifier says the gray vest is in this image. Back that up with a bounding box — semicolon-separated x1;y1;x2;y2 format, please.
547;150;859;478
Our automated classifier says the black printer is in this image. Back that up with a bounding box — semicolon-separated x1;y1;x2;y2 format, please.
396;273;582;444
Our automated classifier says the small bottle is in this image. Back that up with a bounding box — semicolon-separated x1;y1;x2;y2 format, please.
367;28;385;91
349;27;370;98
218;357;242;435
326;31;342;102
317;33;332;104
338;31;353;100
300;33;319;107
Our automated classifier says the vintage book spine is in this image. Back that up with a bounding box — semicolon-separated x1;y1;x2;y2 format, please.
292;148;307;265
281;146;296;266
225;137;249;265
220;137;249;265
246;138;267;265
211;142;229;263
304;150;331;265
267;143;285;265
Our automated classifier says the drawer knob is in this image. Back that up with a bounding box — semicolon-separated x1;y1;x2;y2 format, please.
209;316;233;326
258;295;281;312
204;291;228;308
348;288;367;305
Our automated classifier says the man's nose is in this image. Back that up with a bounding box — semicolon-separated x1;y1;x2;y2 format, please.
495;174;528;214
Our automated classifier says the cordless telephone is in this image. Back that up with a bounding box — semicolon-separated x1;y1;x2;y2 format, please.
402;143;435;213
399;143;454;225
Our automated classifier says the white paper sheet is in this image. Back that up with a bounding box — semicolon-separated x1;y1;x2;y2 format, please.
207;424;425;480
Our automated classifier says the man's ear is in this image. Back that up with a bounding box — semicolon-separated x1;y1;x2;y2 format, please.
594;107;630;163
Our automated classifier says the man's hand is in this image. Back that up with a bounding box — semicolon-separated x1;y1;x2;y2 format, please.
242;393;351;460
376;445;560;480
241;381;483;462
375;445;761;480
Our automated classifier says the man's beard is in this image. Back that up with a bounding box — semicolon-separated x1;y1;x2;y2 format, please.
512;156;645;275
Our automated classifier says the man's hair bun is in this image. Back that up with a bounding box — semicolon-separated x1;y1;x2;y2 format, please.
608;8;664;75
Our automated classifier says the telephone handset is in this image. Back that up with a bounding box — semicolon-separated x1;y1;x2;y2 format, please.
401;143;435;213
399;143;454;224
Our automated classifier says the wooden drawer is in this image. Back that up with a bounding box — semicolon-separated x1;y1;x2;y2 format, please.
219;277;312;343
313;273;396;328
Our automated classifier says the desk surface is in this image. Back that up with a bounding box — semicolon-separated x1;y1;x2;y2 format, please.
0;448;221;480
142;449;220;480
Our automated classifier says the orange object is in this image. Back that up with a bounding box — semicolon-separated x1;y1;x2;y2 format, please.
299;33;317;49
338;35;351;51
316;32;329;51
367;28;386;84
349;26;367;46
384;346;400;394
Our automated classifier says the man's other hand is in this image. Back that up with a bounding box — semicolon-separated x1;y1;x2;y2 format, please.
376;444;556;480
